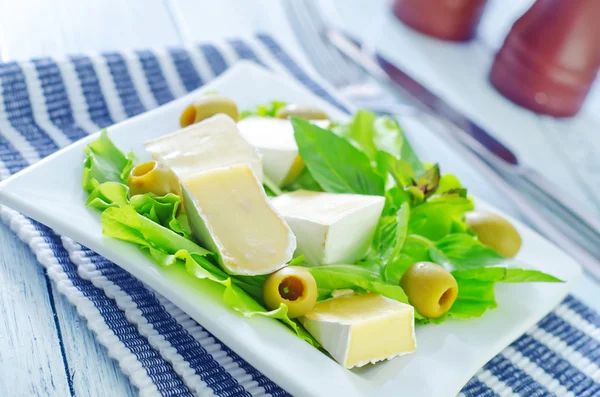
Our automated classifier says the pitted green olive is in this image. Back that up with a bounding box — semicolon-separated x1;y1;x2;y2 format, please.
400;262;458;319
263;266;318;318
275;104;329;120
127;161;181;199
465;211;522;258
180;94;239;127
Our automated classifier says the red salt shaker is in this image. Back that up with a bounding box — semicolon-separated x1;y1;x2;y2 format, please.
392;0;488;42
490;0;600;117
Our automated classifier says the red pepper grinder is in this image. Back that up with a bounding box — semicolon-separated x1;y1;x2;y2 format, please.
392;0;489;42
490;0;600;117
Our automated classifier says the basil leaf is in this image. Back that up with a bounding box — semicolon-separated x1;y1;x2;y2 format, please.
416;163;440;197
449;267;563;318
379;202;410;263
339;111;422;173
452;267;563;283
307;265;425;321
383;186;411;216
383;235;431;284
293;117;384;196
437;174;462;194
347;109;378;159
372;116;404;160
262;174;283;196
285;168;323;192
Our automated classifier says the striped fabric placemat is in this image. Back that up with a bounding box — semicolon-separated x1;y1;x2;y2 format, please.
0;33;599;397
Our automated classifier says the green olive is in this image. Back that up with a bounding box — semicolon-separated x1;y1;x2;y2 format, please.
465;211;522;258
180;94;239;127
400;262;458;319
275;104;329;121
127;161;181;199
263;266;318;318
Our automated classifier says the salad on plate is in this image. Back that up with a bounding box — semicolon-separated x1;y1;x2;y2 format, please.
81;94;562;369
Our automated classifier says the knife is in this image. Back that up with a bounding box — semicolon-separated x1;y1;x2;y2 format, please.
326;29;600;272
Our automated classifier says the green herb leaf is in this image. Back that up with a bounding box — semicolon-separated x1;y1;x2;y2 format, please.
262;174;283;196
382;186;411;216
452;267;563;283
346;110;378;159
379;202;410;263
376;151;415;187
373;116;405;160
339;111;424;176
284;168;323;192
449;267;563;318
383;235;431;284
416;164;440;197
437;174;462;194
307;265;423;320
293;118;384;196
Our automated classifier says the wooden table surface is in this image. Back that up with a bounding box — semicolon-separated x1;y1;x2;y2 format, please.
1;1;599;396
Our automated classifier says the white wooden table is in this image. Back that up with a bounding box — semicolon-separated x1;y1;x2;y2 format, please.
0;1;599;395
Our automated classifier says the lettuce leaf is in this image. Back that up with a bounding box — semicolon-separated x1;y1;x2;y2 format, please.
86;181;190;238
408;196;474;241
102;206;319;346
82;130;135;192
431;234;507;271
130;194;191;239
86;181;129;210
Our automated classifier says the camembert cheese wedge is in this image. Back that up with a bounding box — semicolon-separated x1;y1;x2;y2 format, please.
237;117;329;187
182;164;296;275
271;190;385;265
300;293;416;369
145;114;263;181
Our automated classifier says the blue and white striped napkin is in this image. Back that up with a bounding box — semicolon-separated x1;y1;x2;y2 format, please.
1;33;600;397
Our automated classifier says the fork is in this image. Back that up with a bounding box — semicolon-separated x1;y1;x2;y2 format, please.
284;0;413;111
284;0;600;277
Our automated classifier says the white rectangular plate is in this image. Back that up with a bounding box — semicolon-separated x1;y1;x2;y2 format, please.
0;61;582;397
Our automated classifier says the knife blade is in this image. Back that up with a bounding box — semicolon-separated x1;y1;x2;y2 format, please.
325;28;600;276
326;29;519;165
